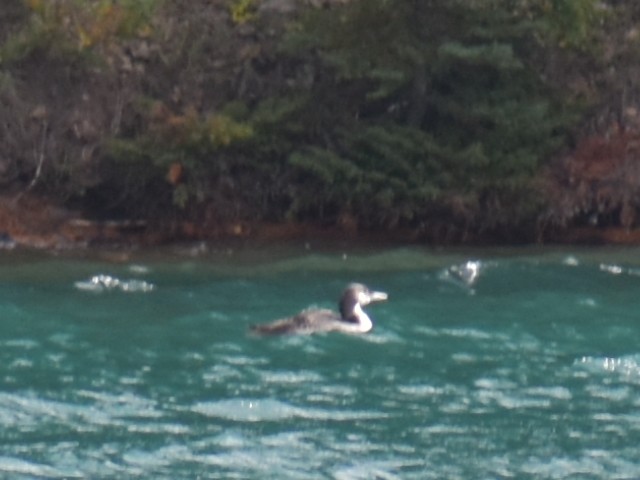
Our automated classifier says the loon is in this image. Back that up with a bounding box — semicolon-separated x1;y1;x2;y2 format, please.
250;283;388;335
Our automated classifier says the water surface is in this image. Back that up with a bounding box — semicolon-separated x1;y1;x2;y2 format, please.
1;247;640;479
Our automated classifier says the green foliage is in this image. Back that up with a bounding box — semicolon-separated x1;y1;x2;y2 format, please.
286;124;471;226
276;0;592;234
229;0;258;25
0;0;158;64
437;42;523;70
539;0;602;48
0;0;612;239
105;103;255;213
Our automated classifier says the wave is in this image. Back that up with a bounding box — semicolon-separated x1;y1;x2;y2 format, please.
577;355;640;383
190;398;389;422
0;456;82;479
74;274;155;293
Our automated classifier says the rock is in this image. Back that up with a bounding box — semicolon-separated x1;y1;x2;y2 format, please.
0;232;16;250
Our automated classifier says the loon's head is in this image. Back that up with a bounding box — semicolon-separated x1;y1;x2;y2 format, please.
339;283;388;322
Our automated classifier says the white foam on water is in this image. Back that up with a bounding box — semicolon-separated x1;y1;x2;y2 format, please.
0;456;83;479
74;274;155;293
190;398;389;422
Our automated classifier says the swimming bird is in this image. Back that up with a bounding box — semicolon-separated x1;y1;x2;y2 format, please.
250;283;388;335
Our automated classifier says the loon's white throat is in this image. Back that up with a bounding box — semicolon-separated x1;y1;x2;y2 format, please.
346;302;372;333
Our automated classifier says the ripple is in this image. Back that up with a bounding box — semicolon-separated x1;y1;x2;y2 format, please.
415;326;500;341
587;385;631;402
128;264;151;275
475;390;553;410
577;355;640;382
471;378;573;410
191;398;388;422
76;390;163;419
599;263;640;280
0;393;85;428
123;445;191;470
577;297;598;308
521;456;607;479
562;255;580;266
523;386;573;401
202;364;244;384
259;370;324;385
600;263;624;275
361;330;404;344
74;274;155;293
1;339;40;349
397;384;446;397
0;456;83;479
128;422;191;435
9;358;33;369
0;390;161;432
333;460;419;480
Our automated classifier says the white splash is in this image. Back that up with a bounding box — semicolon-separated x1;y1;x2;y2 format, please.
599;264;623;275
562;255;580;266
190;398;388;422
74;274;155;293
439;260;485;292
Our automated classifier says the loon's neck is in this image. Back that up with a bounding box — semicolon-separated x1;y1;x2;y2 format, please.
343;303;372;333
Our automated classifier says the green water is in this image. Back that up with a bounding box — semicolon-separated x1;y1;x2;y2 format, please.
2;246;640;479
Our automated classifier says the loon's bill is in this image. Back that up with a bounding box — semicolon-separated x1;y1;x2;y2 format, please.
250;283;388;335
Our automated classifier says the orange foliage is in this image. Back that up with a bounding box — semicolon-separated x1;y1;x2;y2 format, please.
166;162;183;185
551;125;640;229
149;103;199;145
566;126;640;182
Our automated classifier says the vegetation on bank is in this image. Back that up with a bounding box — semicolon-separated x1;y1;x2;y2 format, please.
1;0;639;243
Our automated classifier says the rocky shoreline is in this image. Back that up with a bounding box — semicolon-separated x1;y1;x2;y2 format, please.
3;193;640;251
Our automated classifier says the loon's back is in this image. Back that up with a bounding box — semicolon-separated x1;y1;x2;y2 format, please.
250;308;345;335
